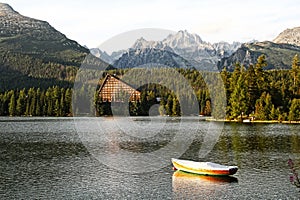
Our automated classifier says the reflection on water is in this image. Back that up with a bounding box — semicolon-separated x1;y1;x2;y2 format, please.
0;117;300;199
172;170;238;199
173;170;238;183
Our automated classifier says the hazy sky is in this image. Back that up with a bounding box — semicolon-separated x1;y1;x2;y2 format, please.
4;0;300;50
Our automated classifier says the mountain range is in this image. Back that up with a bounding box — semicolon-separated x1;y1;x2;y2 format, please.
219;41;300;70
92;27;300;70
91;30;242;70
1;2;300;92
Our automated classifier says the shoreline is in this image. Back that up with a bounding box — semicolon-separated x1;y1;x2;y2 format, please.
1;116;300;124
206;118;300;124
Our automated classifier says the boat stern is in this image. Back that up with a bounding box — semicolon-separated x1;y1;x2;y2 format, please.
229;166;238;175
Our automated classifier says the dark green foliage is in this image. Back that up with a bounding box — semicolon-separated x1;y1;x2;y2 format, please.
290;54;300;96
255;92;274;120
229;73;248;119
8;90;15;116
2;54;300;119
0;53;79;92
245;64;258;113
0;86;72;116
0;10;89;92
91;57;300;119
289;99;300;121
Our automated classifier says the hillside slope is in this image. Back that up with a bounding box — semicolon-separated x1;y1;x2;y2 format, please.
218;41;300;71
0;3;89;91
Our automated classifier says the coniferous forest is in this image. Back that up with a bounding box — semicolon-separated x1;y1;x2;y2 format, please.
1;54;300;121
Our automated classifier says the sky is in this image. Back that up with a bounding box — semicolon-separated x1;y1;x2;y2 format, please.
3;0;300;52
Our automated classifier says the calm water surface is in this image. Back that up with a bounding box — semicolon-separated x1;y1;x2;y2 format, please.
0;117;300;199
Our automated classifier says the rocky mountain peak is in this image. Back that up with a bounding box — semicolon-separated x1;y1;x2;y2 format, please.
177;30;202;41
94;30;242;67
0;3;18;16
0;3;65;40
273;27;300;46
0;3;88;63
131;37;172;52
163;30;204;49
132;37;152;48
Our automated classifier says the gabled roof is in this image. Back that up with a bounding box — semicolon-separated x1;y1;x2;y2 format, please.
98;74;141;93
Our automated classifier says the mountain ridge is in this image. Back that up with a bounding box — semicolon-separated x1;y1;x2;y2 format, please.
93;26;300;71
0;3;90;91
220;41;300;70
1;2;300;91
92;30;242;69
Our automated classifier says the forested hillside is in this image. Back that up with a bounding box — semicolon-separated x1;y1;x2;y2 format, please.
1;3;300;121
96;54;300;121
0;3;89;91
2;54;300;122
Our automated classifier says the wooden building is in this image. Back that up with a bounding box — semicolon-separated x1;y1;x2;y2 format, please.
98;74;141;102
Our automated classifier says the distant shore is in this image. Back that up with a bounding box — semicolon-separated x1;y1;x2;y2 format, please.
2;116;300;124
206;118;300;124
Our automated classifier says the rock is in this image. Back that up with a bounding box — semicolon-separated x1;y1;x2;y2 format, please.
273;27;300;46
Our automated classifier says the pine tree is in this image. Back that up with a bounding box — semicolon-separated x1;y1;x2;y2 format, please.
65;88;72;116
229;63;242;93
255;98;265;120
24;88;35;116
59;90;65;116
158;97;166;116
289;99;300;121
28;88;36;116
291;54;300;96
255;92;274;120
229;74;248;120
172;97;180;116
221;67;231;103
246;64;258;114
255;54;268;93
8;91;16;116
270;105;279;120
54;99;60;117
16;89;26;116
228;63;242;116
40;90;46;116
264;93;273;120
45;88;53;116
35;88;41;116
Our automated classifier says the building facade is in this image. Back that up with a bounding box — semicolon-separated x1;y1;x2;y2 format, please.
98;74;141;102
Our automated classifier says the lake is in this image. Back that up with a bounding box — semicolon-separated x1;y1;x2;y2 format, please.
0;117;299;199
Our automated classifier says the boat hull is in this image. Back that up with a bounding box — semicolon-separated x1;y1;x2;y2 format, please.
172;158;238;176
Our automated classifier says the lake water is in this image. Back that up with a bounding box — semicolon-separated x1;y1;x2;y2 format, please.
0;117;300;199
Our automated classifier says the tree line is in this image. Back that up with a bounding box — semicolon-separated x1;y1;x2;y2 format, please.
96;54;300;121
1;54;300;121
222;54;300;121
0;86;72;116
